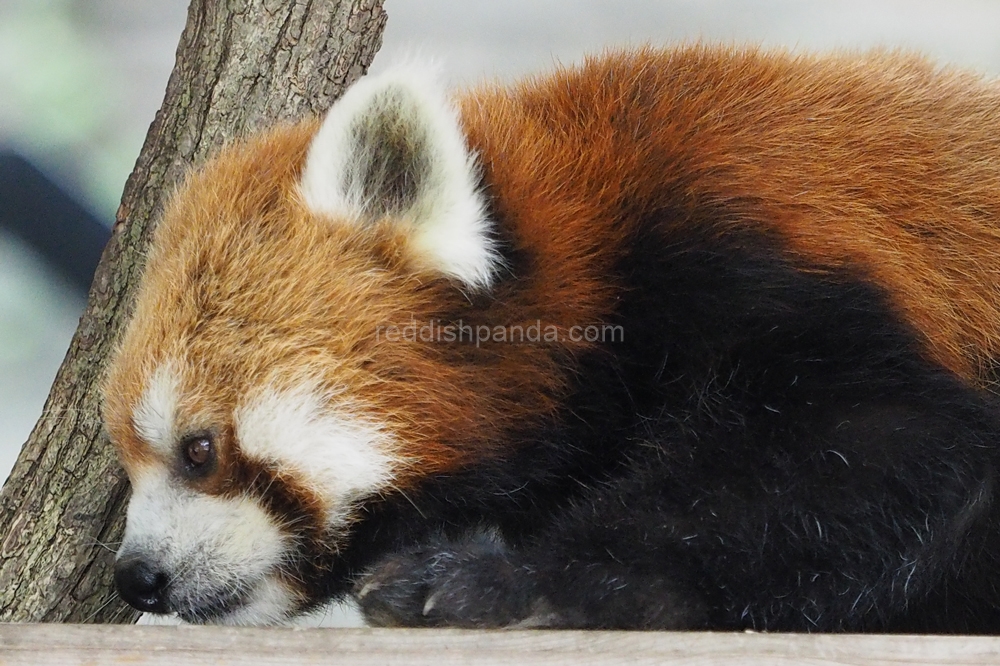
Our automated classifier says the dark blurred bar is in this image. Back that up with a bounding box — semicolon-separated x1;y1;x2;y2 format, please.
0;151;111;293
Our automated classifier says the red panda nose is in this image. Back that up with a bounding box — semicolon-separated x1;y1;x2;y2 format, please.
115;554;170;614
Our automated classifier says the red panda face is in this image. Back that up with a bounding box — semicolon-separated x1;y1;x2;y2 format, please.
102;64;501;624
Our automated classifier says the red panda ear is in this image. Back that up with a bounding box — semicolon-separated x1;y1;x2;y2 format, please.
299;64;499;290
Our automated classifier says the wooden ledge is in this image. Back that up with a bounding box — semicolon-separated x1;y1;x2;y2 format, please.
0;625;998;665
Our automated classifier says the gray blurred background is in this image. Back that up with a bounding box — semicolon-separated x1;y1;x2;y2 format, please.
2;0;1000;484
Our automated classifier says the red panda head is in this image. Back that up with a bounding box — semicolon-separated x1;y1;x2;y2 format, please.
102;64;505;624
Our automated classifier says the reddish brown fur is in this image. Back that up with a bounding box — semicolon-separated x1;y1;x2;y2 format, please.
105;45;1000;489
461;46;1000;383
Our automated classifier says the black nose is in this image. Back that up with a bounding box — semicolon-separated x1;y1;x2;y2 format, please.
114;554;170;613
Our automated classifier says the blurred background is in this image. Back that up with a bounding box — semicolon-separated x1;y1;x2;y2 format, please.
2;0;1000;483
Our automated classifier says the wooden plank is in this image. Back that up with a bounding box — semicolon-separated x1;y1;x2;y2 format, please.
0;625;998;666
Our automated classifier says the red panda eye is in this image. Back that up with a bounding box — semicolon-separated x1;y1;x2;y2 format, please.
184;436;214;468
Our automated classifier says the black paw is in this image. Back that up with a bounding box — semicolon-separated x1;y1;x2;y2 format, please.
354;534;537;627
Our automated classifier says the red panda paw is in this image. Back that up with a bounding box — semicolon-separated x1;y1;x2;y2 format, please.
353;534;539;628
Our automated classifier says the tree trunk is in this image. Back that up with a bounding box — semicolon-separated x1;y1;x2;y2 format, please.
0;0;386;623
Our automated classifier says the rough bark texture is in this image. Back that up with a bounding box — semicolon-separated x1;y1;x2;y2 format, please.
0;0;386;623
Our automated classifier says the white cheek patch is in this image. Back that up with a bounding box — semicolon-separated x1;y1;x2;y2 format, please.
213;577;300;626
133;361;182;455
234;385;399;522
121;467;292;621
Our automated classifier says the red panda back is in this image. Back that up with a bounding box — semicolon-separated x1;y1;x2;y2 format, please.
459;46;1000;383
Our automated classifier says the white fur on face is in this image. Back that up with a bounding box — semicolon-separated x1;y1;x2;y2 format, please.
299;63;500;290
133;361;182;456
212;576;300;626
234;383;399;526
120;467;294;625
121;365;399;624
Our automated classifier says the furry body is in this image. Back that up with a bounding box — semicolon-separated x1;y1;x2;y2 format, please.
103;46;1000;631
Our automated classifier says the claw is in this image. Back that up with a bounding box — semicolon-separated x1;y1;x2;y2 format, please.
356;580;381;600
423;590;442;616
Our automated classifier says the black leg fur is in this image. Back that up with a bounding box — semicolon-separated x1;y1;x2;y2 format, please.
355;531;538;628
358;392;998;630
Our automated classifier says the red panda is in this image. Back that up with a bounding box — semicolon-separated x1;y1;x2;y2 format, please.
102;45;1000;631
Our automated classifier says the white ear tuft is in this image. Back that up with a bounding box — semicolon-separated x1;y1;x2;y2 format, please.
299;63;499;290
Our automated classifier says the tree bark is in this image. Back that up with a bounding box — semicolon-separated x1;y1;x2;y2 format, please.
0;0;386;623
